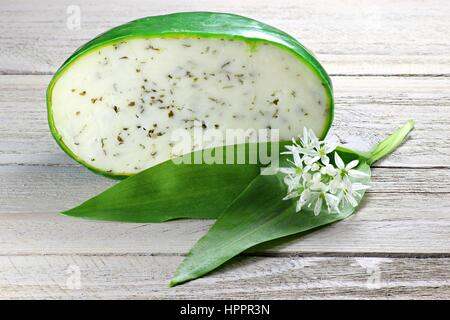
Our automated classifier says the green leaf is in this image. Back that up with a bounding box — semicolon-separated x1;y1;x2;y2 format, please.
333;120;415;166
367;119;415;165
170;120;414;286
62;121;414;286
62;143;280;222
170;163;370;286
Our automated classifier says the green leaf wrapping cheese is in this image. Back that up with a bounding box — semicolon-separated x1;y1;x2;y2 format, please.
47;12;333;177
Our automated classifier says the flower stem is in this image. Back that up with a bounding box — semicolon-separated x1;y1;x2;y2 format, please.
367;120;415;165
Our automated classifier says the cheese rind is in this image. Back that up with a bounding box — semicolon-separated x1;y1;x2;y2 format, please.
47;13;333;177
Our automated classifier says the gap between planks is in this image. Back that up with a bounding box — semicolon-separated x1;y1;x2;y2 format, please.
0;251;449;259
0;162;449;170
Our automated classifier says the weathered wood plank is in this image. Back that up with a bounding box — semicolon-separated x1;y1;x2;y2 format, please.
1;75;449;167
0;0;449;75
0;164;449;256
1;165;450;214
0;255;448;299
0;207;448;256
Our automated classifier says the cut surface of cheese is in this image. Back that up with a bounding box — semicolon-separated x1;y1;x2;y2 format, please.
47;13;333;177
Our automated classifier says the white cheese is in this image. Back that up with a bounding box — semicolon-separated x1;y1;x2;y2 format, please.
51;37;330;175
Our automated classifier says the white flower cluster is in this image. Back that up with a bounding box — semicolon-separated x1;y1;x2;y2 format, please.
279;128;370;215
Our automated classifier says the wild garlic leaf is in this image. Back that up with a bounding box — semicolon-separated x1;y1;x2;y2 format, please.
62;143;280;222
334;120;415;165
170;162;370;286
170;121;414;285
367;119;415;165
62;120;414;286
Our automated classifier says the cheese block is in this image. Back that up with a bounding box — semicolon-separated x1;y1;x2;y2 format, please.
47;12;333;177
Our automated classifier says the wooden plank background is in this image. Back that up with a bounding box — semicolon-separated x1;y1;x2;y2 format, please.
0;0;449;299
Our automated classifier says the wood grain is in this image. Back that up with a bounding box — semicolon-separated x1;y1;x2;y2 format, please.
2;164;450;214
0;188;449;256
1;162;449;257
1;75;449;167
1;146;448;258
1;0;449;75
0;255;448;299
